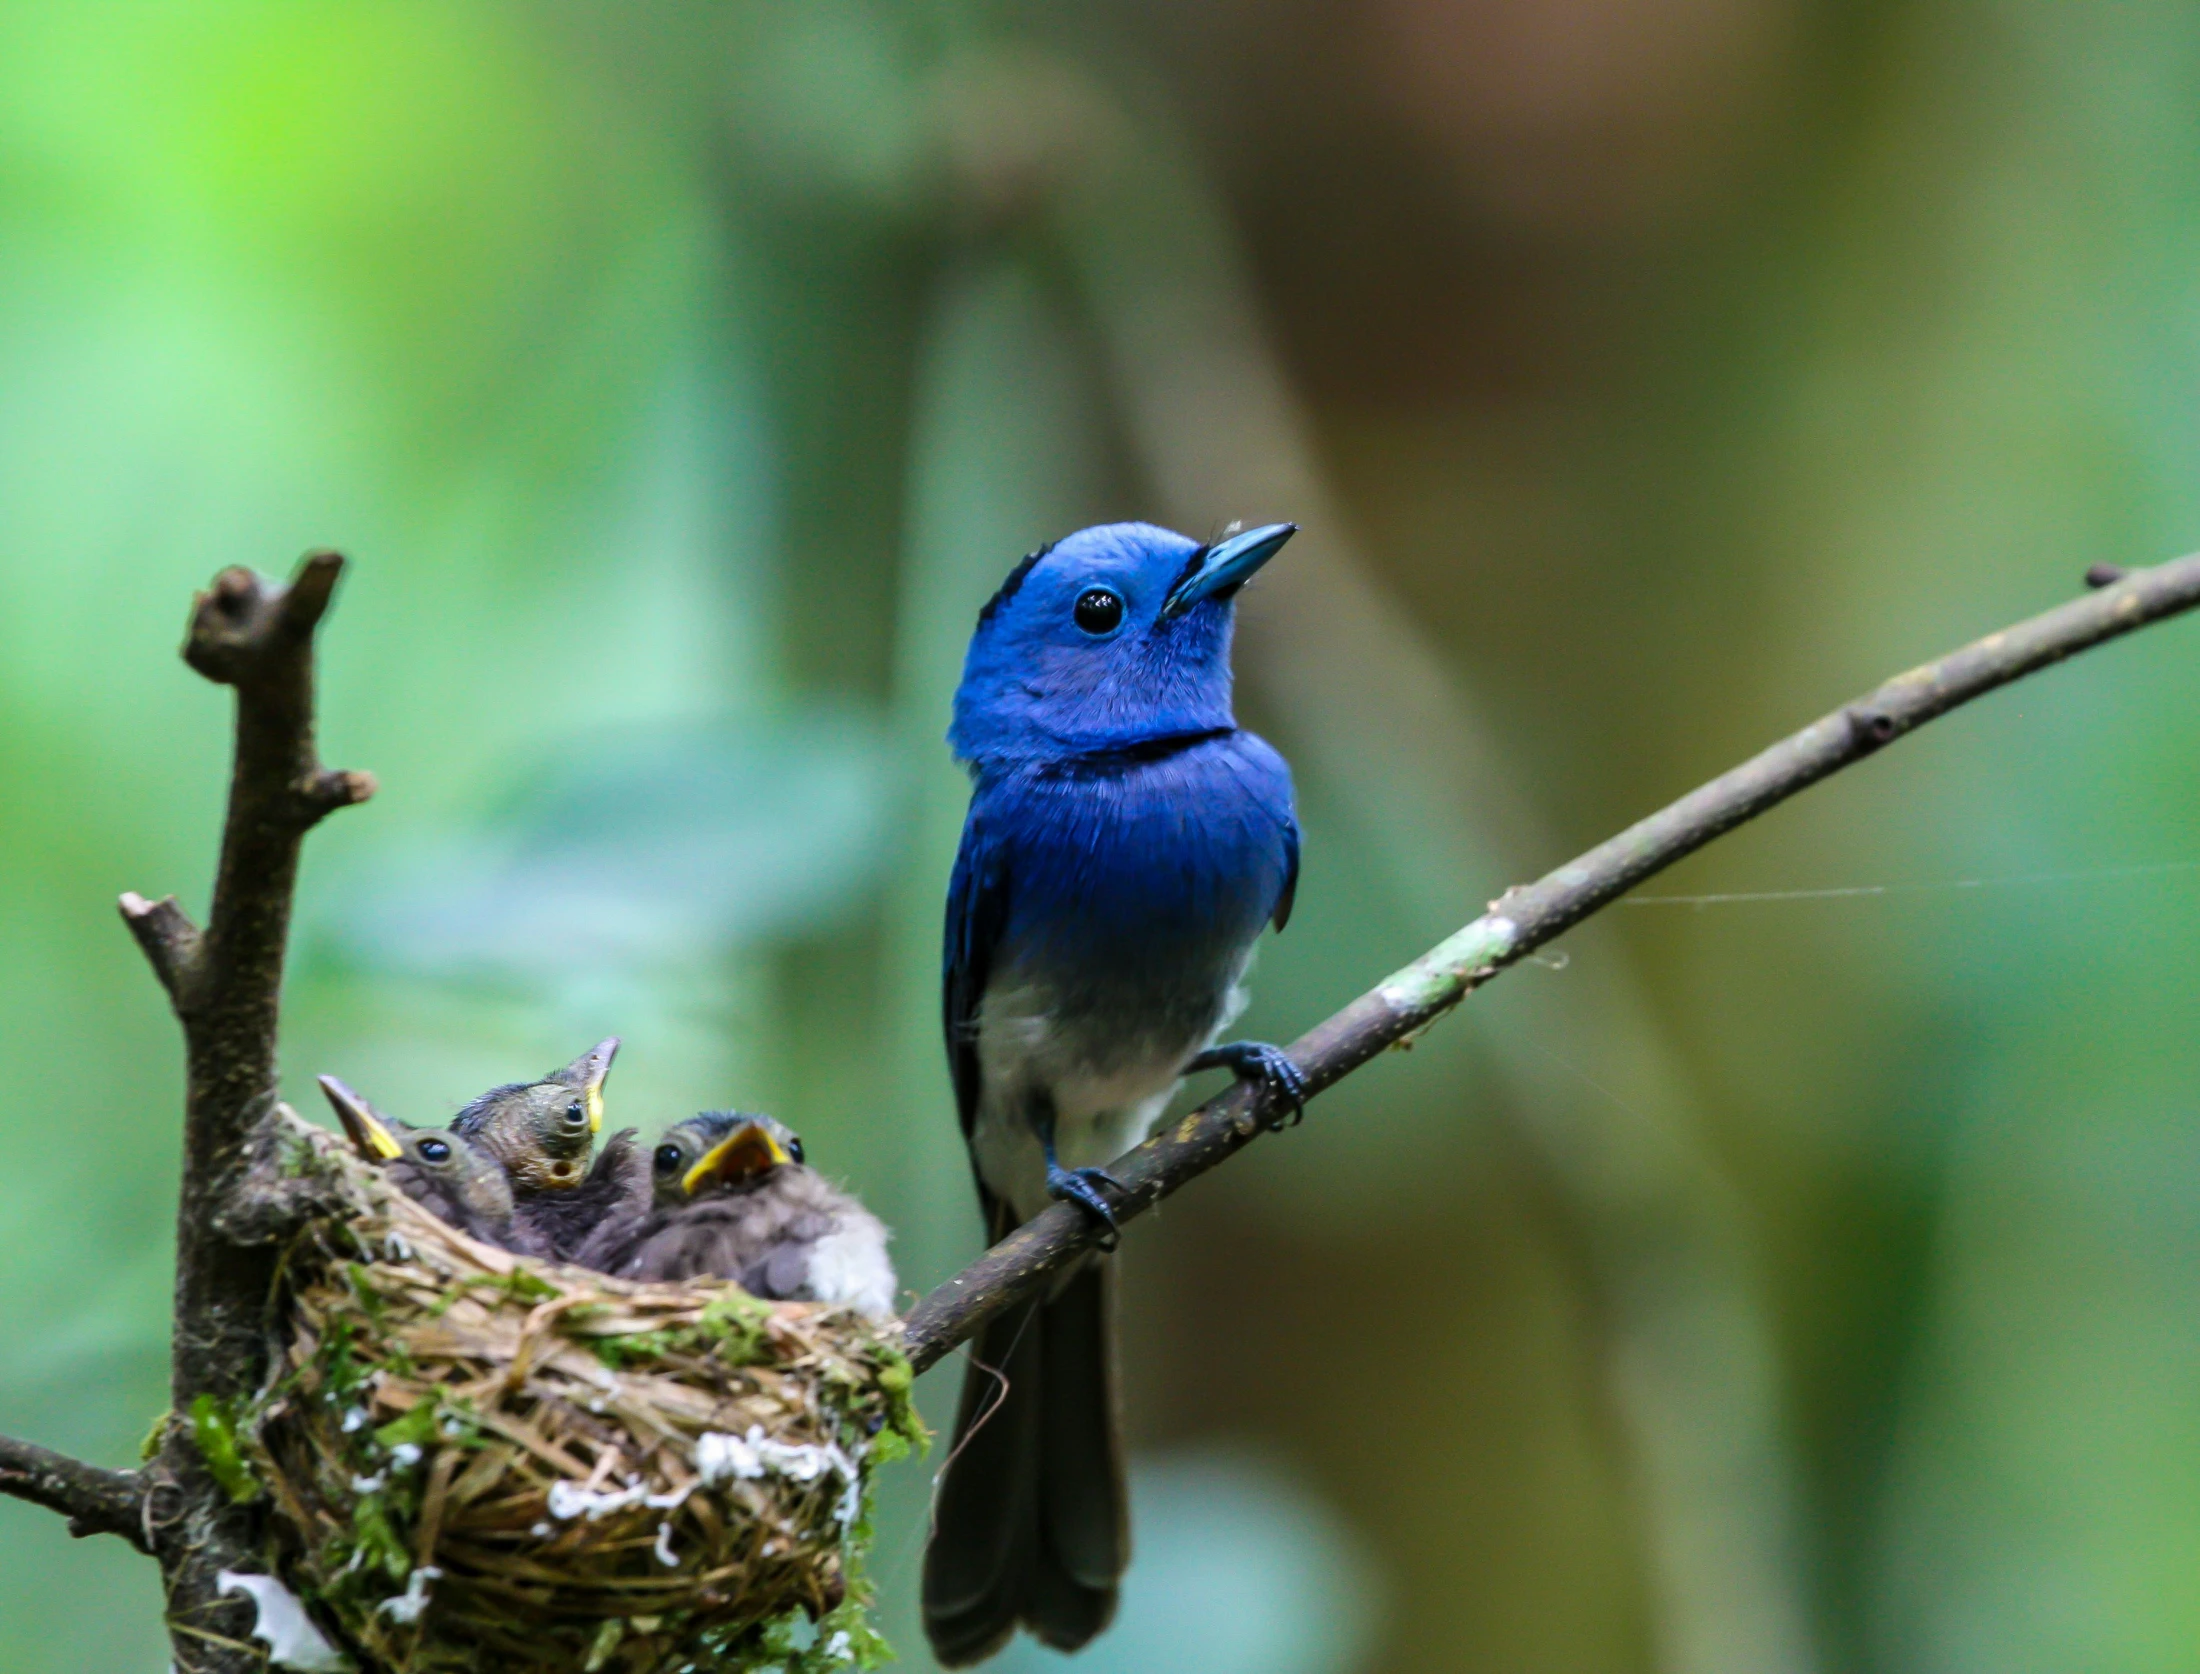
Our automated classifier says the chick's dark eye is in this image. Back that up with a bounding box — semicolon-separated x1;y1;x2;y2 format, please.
417;1138;450;1164
1073;588;1124;634
654;1144;683;1173
566;1100;586;1124
788;1138;806;1165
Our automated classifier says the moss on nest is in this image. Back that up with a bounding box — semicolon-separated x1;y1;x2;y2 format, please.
239;1117;922;1673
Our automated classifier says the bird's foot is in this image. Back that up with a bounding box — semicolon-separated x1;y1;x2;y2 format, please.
1186;1040;1308;1132
1044;1163;1123;1249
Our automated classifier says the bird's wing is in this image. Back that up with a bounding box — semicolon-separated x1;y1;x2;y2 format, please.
943;798;1012;1144
1226;730;1301;933
1273;813;1300;933
750;1217;832;1301
605;1210;679;1280
945;796;1028;1245
563;1133;651;1270
621;1203;742;1284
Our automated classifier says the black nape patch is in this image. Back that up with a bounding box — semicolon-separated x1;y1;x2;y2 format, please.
1168;544;1211;598
976;542;1054;626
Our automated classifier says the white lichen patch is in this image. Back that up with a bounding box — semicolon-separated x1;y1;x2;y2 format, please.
545;1477;694;1522
216;1571;349;1673
693;1426;863;1525
1378;913;1520;1009
375;1566;441;1624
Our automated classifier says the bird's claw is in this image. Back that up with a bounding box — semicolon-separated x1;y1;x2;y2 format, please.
1045;1164;1123;1249
1189;1040;1308;1132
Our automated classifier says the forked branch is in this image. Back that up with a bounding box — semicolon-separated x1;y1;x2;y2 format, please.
148;552;374;1390
0;556;375;1647
128;552;372;1672
900;552;2200;1371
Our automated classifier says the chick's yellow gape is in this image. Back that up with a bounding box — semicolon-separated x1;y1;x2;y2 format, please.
317;1074;540;1256
575;1112;897;1319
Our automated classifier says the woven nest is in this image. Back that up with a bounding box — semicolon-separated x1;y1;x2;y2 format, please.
243;1116;920;1674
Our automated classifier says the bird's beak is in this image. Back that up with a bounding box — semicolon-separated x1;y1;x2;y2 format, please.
1158;522;1297;619
318;1074;404;1161
683;1121;792;1195
556;1037;620;1134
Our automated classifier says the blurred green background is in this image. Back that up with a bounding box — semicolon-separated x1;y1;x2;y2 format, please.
4;3;2199;1670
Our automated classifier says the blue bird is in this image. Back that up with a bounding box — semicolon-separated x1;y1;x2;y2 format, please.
922;520;1304;1666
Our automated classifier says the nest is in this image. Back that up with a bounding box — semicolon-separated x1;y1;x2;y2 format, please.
243;1117;920;1674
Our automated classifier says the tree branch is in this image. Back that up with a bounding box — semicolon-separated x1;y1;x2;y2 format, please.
0;1434;149;1552
121;551;372;1671
162;550;373;1377
117;892;202;1005
901;552;2200;1372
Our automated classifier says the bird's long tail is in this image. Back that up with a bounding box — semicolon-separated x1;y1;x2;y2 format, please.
922;1258;1127;1666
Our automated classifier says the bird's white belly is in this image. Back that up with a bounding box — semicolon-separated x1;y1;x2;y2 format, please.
803;1216;900;1321
969;974;1248;1223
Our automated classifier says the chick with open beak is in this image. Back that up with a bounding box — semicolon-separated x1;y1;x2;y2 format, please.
578;1112;896;1319
447;1039;650;1262
318;1074;546;1257
449;1038;618;1191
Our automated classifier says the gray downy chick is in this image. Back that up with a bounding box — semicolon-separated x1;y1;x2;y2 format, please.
585;1112;896;1318
449;1039;640;1261
318;1074;546;1257
448;1038;620;1191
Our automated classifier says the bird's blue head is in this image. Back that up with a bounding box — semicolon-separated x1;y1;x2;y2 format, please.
949;520;1296;764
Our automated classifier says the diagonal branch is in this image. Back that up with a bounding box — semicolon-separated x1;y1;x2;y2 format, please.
116;551;373;1672
0;1433;148;1552
901;551;2200;1372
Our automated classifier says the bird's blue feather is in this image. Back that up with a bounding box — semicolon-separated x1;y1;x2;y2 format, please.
926;517;1300;1663
949;522;1239;761
941;520;1299;1216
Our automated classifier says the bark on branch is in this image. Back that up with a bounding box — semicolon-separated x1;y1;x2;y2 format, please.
0;555;372;1647
127;552;371;1671
0;1433;148;1551
900;552;2200;1373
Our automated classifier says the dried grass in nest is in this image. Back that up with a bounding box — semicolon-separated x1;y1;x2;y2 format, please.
243;1117;920;1674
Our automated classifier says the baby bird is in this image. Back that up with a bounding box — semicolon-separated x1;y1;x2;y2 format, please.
450;1039;645;1262
583;1113;896;1319
318;1074;545;1256
449;1038;620;1191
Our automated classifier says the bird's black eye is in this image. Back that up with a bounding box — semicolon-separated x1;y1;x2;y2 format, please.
1073;588;1124;635
417;1138;451;1164
788;1137;806;1165
654;1144;683;1174
565;1100;586;1126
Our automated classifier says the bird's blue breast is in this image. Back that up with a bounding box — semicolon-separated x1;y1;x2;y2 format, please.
975;730;1295;1015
